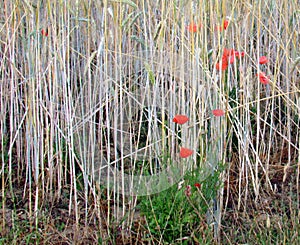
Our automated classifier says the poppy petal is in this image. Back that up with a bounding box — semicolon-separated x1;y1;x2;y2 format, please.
215;25;223;31
257;72;269;85
223;19;229;30
229;55;235;64
212;109;225;117
186;22;199;33
173;115;189;125
216;59;228;71
41;29;48;37
194;183;201;188
259;56;268;64
223;49;229;57
179;147;194;158
235;51;245;58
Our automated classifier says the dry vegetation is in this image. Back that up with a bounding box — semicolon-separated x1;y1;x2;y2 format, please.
0;0;300;244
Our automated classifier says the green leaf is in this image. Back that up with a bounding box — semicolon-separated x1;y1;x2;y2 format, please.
130;35;146;47
144;63;156;85
121;11;136;27
109;0;138;9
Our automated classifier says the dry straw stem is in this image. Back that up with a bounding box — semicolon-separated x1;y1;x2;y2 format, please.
0;0;299;243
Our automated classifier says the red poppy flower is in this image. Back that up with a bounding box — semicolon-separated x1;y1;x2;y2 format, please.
216;55;229;71
223;19;229;30
179;147;193;158
259;56;268;64
186;22;199;33
223;48;235;57
216;48;235;70
215;25;223;31
212;109;225;117
216;61;228;71
41;29;48;37
257;72;269;85
216;48;244;71
173;115;189;125
235;51;245;58
194;183;201;188
215;20;229;31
